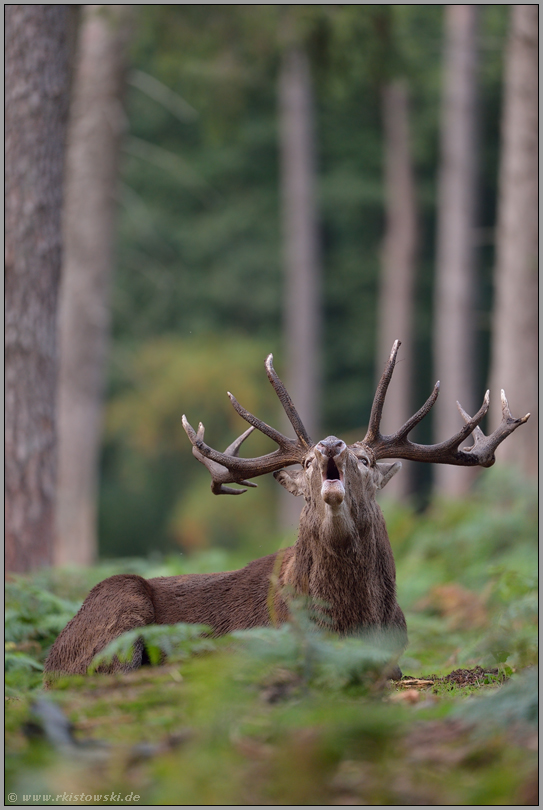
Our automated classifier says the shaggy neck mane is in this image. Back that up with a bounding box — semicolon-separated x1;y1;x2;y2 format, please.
284;498;391;633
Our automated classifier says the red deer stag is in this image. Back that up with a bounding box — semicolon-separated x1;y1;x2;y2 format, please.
44;341;529;679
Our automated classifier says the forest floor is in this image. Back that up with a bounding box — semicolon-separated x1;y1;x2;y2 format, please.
5;475;539;805
5;632;538;806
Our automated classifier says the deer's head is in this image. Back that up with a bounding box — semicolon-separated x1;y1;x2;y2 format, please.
274;436;401;515
182;341;529;508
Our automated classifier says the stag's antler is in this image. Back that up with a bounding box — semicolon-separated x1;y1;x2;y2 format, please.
355;340;530;467
182;354;312;494
183;422;259;495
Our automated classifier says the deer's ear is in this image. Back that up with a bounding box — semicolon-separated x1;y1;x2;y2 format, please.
273;468;306;497
375;461;402;490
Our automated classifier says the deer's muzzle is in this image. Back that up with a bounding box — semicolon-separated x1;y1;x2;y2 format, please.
315;438;347;507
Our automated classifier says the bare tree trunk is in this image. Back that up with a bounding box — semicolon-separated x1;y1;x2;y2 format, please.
5;6;71;573
489;5;538;477
55;5;132;567
278;44;321;530
433;5;479;497
377;80;418;500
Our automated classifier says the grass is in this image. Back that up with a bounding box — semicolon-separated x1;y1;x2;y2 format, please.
5;468;538;805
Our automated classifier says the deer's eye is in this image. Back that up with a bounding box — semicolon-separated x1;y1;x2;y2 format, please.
359;457;369;467
304;457;314;469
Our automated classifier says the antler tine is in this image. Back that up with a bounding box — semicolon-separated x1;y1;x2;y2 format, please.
361;389;489;465
227;391;295;449
362;382;529;467
182;414;305;488
224;425;257;457
456;401;485;444
182;354;312;494
363;340;401;445
265;354;313;448
224;354;312;449
182;418;258;495
357;339;528;467
456;389;530;467
395;381;441;439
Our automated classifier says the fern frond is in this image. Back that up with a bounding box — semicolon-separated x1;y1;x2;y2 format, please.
89;622;214;672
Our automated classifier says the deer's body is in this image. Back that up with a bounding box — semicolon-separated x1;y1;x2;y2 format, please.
45;439;406;676
44;342;527;680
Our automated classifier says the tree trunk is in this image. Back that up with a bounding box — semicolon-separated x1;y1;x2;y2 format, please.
55;5;133;567
278;44;321;530
5;6;71;573
489;5;538;477
433;5;480;497
377;80;418;500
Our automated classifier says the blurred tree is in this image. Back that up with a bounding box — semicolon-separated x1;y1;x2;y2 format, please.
55;5;133;568
95;5;509;557
433;5;480;497
317;4;440;454
5;6;71;573
366;6;419;500
377;80;418;500
278;15;322;530
112;5;282;345
489;5;538;477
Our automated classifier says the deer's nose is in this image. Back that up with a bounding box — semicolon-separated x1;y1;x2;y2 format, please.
316;437;346;458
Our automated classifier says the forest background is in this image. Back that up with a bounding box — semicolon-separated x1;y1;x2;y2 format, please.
103;3;539;561
5;4;537;571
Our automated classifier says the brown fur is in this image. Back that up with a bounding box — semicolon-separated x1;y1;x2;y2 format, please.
44;437;407;680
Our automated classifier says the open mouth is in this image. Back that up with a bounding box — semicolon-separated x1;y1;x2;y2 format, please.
321;457;345;505
323;457;342;483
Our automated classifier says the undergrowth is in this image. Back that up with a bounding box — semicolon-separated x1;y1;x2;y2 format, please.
5;468;538;805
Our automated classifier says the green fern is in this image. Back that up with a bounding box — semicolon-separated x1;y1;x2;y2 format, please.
90;621;215;671
5;650;44;672
5;580;81;646
454;666;538;729
233;598;401;693
5;578;83;695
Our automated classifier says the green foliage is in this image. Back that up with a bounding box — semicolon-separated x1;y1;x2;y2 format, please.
90;622;216;670
106;333;279;457
232;596;402;694
388;467;537;601
454;665;538;729
100;333;280;556
4;652;43;673
5;578;82;695
472;568;538;670
5;475;538;803
384;467;538;674
84;593;400;694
